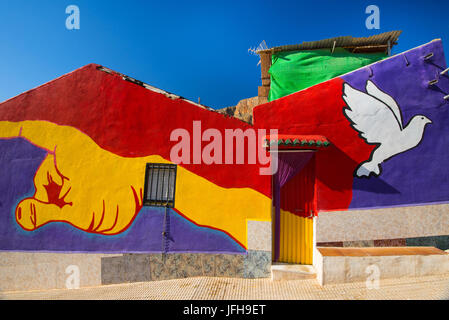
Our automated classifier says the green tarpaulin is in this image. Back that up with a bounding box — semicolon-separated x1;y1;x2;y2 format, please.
268;48;387;101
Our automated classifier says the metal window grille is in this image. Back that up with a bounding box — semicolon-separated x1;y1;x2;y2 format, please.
143;163;177;208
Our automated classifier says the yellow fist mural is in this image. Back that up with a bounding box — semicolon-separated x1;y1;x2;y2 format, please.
0;121;148;234
0;120;270;247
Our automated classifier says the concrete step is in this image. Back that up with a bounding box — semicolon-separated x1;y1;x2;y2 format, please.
315;246;449;286
271;263;316;281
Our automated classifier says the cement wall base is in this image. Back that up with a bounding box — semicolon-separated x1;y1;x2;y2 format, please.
314;247;449;286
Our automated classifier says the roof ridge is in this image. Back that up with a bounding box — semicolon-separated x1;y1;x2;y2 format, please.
257;30;402;54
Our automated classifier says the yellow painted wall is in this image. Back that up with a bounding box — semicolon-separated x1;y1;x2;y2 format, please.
0;120;271;248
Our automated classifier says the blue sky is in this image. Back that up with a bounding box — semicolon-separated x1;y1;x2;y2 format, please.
0;0;448;109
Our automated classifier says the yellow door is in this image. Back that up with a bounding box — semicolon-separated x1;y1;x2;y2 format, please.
278;212;313;264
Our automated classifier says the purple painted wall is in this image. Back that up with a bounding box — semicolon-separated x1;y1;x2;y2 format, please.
342;40;449;209
0;139;245;253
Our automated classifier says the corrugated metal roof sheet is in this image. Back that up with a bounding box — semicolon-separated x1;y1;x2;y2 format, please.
258;30;402;54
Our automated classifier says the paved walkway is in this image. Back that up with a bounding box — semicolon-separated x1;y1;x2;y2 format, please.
2;274;449;300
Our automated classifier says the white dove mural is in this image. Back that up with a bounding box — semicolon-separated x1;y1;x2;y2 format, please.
343;80;432;178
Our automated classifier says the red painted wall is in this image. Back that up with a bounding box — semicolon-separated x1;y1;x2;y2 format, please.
254;78;375;211
0;64;272;198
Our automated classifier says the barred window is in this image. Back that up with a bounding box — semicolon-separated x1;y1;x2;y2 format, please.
143;163;177;208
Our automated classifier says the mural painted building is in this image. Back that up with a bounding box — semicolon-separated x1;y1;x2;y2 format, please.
0;37;448;290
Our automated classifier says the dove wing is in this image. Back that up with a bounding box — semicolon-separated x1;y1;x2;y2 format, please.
343;82;402;144
365;80;403;129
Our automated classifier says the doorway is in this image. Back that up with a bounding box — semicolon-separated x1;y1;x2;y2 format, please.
273;152;316;265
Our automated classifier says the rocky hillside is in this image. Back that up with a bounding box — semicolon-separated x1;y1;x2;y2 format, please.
217;96;268;124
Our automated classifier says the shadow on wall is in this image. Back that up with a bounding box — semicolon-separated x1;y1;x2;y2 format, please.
428;69;449;96
315;144;400;194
